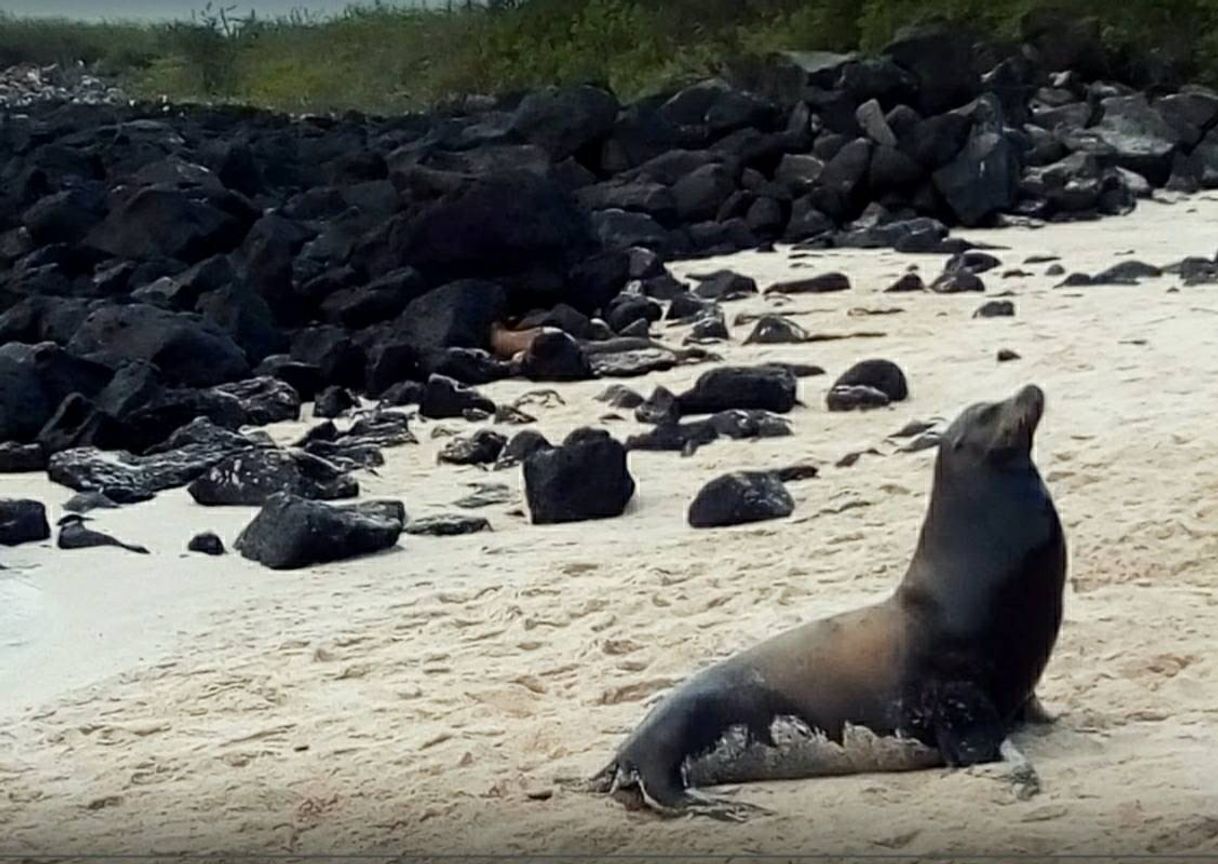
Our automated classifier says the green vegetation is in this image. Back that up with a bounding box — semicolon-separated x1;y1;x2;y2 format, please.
3;0;1218;114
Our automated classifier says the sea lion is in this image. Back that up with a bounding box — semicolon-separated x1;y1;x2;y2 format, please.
490;322;554;362
57;514;150;555
591;384;1066;818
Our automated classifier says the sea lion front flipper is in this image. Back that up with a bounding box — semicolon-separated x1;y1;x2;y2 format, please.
928;680;1006;768
999;738;1041;800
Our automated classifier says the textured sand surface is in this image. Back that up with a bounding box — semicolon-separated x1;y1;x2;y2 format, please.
2;198;1218;860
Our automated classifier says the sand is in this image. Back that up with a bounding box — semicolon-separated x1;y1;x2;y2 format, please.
3;197;1218;860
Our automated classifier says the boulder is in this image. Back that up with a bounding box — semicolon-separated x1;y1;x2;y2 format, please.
678;366;798;414
0;499;50;546
187;448;358;506
188;532;226;555
438;430;508;466
523;428;635;525
420;374;495;419
688;471;794;528
511;85;619;159
68;304;249;388
0;341;113;444
235;493;405;570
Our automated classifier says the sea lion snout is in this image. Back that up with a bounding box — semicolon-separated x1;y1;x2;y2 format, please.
997;384;1045;451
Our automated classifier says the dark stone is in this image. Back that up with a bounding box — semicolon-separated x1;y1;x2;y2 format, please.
235;493;405;570
404;515;491;537
933;112;1021;225
678;366;798;414
635;386;681;426
290;326;365;390
420;374;495;419
997;349;1022;362
320;267;426;329
606;295;663;334
947;251;1003;274
974;300;1016;318
187;448;358;507
0;499;50;546
884;24;980;115
68;304;249;388
254;356;322;402
666;291;716;322
691;270;758;302
826;385;892;412
687;471;794;529
389;280;507;359
0;442;45;472
523;428;635;525
438;430;508;466
590;209;670;253
85;186;249;264
689;307;729;342
833;359;909;401
511;85;619;159
188;532;226;555
594;384;645;410
816;138;873;218
212;377;301;426
765;272;851;295
886;273;926;293
36;393;127;455
430;348;512;385
495;430;553;471
618;318;651;339
0;342;114;444
931;270;986;293
744;315;808;344
673;164;738;223
521;331;593;382
1088;94;1182;185
774;154;825;194
314;386;358;419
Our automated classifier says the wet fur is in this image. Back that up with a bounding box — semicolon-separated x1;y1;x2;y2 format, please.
592;385;1067;814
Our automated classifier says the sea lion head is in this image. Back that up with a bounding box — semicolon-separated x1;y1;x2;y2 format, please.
937;384;1045;476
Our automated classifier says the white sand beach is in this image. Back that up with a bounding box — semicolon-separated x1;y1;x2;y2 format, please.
2;197;1218;859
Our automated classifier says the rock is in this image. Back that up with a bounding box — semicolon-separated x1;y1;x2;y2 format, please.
833;359;908;402
1091;260;1163;285
420;375;495;419
667;291;716;322
997;349;1022;362
46;421;260;503
438;430;507;466
673;164;737;223
594;384;644;410
1046;263;1066;277
37;393;127;455
0;442;46;472
606;295;662;334
85;186;249;264
635;386;681;425
511;85;619;159
63;490;120;514
764;272;851;295
212;377;301;426
679;366;798;414
947;251;1003;274
931;270;986;293
826;385;892;412
520;331;593;382
255;356;322;402
235;493;405;570
0;499;50;546
494;430;552;470
688;471;794;529
775;154;825;193
591;209;670;253
523;428;635;525
689;307;729;342
884;23;980;115
933;124;1021;226
57;515;149;554
68;304;249;388
314;386;358;419
744;315;809;345
404;515;492;537
386;279;507;360
429;347;512;385
188;532;225;555
691;270;758;301
617;318;651;339
886;273;927;293
0;342;113;444
974;300;1016;318
187;448;358;507
1089;94;1182;185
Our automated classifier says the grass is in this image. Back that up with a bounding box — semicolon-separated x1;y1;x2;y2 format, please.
3;0;1218;115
